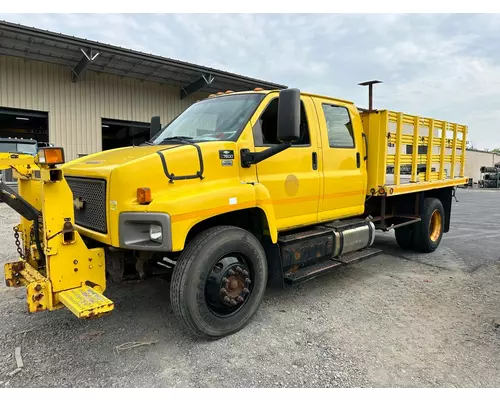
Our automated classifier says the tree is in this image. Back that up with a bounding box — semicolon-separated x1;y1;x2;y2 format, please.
492;148;500;154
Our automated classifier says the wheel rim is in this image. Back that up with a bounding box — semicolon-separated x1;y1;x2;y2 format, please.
204;252;253;317
429;209;442;242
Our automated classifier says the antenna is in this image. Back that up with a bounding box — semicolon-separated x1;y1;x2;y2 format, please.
358;80;382;111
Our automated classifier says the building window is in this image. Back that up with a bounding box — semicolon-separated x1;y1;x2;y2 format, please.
322;104;355;148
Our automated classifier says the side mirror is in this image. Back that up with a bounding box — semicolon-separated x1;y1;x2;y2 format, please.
150;116;162;139
277;88;301;143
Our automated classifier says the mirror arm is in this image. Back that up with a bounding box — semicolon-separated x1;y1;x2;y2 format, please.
240;142;291;168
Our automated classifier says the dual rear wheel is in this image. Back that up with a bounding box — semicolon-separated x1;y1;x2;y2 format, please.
395;197;445;253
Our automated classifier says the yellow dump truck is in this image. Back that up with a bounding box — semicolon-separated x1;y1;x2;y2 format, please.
1;87;467;339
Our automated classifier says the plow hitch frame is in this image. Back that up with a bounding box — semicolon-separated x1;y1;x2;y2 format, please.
1;151;114;319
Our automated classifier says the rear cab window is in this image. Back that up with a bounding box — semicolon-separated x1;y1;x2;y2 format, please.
321;104;355;148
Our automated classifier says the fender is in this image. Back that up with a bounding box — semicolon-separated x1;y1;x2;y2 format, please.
253;182;278;243
145;181;278;251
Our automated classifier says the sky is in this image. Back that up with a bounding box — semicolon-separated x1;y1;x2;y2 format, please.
1;13;499;150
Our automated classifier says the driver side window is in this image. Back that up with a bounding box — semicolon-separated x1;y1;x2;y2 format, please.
253;98;311;146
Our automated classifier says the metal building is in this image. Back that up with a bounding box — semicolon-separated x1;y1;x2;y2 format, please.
463;149;500;184
0;20;286;161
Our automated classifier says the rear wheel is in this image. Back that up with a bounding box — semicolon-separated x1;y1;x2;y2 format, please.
170;226;268;339
395;224;414;250
413;197;445;253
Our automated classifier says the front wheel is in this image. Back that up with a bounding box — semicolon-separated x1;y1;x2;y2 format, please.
170;226;268;339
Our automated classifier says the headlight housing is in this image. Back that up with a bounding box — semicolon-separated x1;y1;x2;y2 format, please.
119;212;172;252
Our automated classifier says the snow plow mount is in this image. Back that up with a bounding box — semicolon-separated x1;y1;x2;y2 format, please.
1;151;114;319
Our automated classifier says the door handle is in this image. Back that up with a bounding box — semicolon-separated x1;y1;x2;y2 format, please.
356;152;361;168
362;133;368;161
312;152;318;170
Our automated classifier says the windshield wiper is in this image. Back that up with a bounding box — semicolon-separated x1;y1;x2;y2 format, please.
140;136;195;146
159;136;195;144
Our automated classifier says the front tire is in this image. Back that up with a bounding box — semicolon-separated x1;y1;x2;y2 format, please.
413;197;445;253
170;226;268;339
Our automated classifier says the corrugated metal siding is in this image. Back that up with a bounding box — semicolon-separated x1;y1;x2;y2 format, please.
0;55;206;160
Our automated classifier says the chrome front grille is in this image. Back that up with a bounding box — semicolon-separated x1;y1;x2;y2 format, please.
66;176;107;234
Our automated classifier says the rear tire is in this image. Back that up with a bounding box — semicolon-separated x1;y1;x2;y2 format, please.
395;225;414;250
413;197;445;253
170;226;268;339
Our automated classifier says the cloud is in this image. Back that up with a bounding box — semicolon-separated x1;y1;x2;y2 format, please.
1;13;499;149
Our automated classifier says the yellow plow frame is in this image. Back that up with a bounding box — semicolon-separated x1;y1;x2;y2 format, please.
1;151;113;318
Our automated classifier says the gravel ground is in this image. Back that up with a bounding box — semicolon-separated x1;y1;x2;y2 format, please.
0;188;499;388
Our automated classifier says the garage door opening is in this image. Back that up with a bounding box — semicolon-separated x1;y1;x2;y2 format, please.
0;107;49;144
102;118;150;151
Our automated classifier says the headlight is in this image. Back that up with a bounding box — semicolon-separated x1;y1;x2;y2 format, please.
119;212;171;251
149;224;162;243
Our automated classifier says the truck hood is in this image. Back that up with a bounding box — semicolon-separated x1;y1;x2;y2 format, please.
60;140;244;246
62;145;177;176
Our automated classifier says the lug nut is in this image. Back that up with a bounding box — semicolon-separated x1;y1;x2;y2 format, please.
242;270;249;277
235;267;243;274
220;288;227;296
243;288;250;294
35;284;42;292
228;269;235;276
222;277;228;285
229;299;237;306
245;278;251;285
223;296;230;304
237;296;244;303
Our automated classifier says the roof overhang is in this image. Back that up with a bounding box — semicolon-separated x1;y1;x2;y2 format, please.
0;20;287;98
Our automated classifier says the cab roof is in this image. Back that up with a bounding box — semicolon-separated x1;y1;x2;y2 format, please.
204;88;355;105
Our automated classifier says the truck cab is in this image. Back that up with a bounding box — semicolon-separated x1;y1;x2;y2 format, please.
248;90;367;228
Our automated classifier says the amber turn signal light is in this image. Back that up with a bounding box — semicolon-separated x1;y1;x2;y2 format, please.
137;187;152;204
37;147;65;166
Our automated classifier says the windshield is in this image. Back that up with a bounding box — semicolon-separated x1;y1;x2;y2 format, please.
0;142;37;155
151;93;265;144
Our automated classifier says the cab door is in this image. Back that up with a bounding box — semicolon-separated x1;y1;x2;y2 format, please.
251;93;321;230
312;98;367;221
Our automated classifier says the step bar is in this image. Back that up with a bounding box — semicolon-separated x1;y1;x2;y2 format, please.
284;247;383;284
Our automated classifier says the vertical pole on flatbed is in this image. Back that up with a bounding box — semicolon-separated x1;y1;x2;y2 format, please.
358;80;382;111
394;113;403;186
426;119;435;182
368;85;373;111
450;123;458;179
411;116;419;183
439;120;447;180
460;125;467;178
